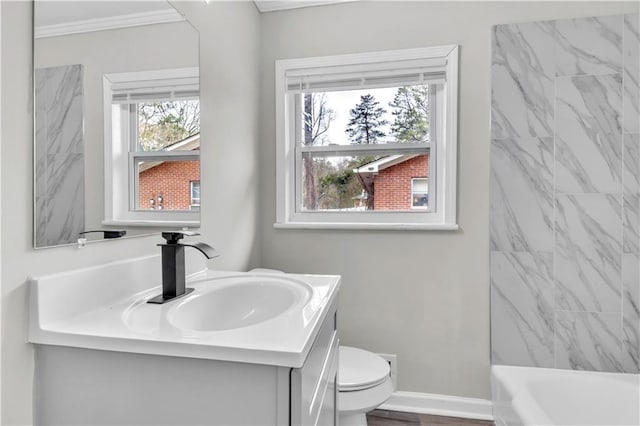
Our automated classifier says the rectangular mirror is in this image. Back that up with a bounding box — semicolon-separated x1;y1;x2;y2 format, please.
34;1;200;248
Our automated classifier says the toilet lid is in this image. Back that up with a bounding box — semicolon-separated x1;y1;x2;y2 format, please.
338;346;390;392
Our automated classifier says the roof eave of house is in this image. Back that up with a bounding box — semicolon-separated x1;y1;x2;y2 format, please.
353;154;421;176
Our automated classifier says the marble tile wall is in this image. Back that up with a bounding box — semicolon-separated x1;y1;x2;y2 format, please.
491;13;640;372
34;64;85;247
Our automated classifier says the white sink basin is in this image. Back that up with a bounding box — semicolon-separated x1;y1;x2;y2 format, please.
29;256;340;367
168;277;313;331
122;274;315;334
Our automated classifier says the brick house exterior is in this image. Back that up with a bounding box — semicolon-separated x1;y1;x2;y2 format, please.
355;154;429;211
138;160;200;210
138;134;200;211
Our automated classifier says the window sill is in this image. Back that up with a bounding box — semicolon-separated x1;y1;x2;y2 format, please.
273;222;459;231
102;219;200;228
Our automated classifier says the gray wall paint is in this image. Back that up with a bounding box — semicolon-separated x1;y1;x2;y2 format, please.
1;2;261;424
490;12;640;373
260;1;638;399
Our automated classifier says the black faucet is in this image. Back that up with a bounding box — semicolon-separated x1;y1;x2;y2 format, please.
147;231;219;304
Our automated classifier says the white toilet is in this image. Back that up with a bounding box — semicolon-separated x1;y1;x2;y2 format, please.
248;269;393;424
338;346;393;426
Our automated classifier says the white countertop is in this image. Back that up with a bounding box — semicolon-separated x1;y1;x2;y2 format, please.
28;255;340;368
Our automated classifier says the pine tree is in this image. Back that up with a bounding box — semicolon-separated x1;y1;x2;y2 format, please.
345;94;387;144
389;86;429;143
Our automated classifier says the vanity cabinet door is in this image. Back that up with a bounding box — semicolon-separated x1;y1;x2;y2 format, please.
314;340;338;426
291;301;338;426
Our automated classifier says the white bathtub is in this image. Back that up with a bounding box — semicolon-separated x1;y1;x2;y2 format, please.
491;365;640;426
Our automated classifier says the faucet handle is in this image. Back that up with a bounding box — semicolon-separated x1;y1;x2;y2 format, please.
161;231;200;244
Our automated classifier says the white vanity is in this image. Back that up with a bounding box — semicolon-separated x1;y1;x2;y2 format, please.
28;255;340;425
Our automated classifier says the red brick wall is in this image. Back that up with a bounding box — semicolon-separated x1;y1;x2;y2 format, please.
138;160;200;210
373;154;429;211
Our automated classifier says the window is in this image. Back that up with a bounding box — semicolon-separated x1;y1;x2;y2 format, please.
411;178;429;209
275;46;458;229
190;181;201;210
103;68;200;226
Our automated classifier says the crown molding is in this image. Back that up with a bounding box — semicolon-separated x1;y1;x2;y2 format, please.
254;0;358;13
35;9;185;39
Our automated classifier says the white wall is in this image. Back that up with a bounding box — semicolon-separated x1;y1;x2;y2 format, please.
176;2;262;269
259;1;639;399
1;1;261;424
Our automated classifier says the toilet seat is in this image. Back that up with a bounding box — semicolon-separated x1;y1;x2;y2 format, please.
339;346;390;392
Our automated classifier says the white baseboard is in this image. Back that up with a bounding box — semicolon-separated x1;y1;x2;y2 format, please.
378;391;494;421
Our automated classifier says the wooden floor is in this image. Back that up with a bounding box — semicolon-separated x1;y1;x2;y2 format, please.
366;409;494;426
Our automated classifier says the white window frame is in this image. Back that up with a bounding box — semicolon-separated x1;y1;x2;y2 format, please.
274;46;458;230
103;67;200;227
